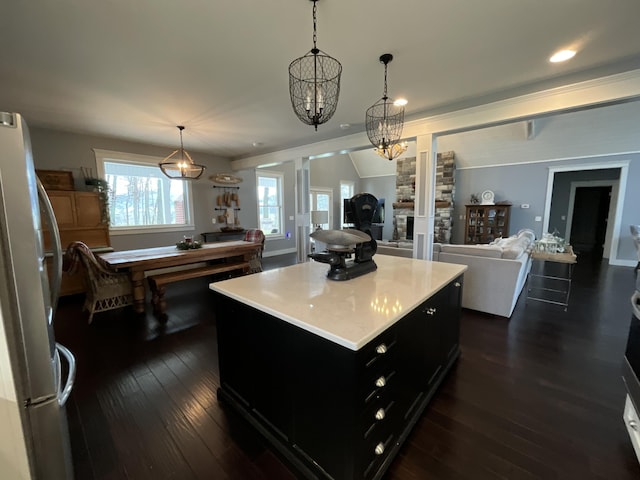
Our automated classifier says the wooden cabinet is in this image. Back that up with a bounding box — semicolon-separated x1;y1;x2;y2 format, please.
215;276;463;480
42;190;111;296
464;204;511;244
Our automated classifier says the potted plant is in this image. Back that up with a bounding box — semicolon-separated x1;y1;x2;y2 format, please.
84;177;110;224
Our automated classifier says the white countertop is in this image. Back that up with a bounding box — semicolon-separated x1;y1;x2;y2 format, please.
209;255;466;351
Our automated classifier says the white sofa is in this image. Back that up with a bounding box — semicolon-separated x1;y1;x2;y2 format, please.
433;229;535;318
376;240;414;258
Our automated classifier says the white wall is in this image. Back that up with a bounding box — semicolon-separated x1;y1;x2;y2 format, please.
438;101;640;169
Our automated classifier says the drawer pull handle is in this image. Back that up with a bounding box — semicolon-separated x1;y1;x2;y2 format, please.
425;307;436;316
375;344;387;354
375;376;386;388
375;408;385;420
454;282;461;287
630;419;638;431
374;442;385;455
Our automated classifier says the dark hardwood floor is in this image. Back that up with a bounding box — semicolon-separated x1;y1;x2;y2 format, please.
54;254;640;479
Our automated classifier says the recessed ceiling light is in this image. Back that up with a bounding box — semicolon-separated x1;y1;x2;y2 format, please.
394;98;408;106
252;141;263;147
549;49;576;63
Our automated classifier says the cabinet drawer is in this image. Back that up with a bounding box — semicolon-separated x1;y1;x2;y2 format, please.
359;328;398;371
360;389;401;440
624;395;640;463
361;424;398;480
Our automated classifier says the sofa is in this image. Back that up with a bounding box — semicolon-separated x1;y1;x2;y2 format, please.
376;240;414;258
432;229;535;318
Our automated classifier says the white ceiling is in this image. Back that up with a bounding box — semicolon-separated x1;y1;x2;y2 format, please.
2;1;640;161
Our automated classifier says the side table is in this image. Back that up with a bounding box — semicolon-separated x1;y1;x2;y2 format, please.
526;246;577;311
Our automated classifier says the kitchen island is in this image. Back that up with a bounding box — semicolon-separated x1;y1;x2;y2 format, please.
210;255;466;480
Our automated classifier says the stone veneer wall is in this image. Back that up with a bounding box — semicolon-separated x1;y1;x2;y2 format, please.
393;156;416;240
434;151;456;243
391;152;456;242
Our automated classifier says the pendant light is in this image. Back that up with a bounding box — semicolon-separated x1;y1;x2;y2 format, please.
365;54;406;161
159;126;206;180
375;141;408;161
289;0;342;130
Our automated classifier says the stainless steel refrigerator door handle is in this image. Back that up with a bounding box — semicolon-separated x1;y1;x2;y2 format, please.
55;343;76;407
632;292;640;319
36;178;61;316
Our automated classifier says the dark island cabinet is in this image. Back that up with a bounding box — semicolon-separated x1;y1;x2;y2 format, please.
214;275;463;480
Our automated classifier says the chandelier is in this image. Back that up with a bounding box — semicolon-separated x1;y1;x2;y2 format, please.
288;0;342;130
365;54;406;161
375;142;408;161
159;126;206;180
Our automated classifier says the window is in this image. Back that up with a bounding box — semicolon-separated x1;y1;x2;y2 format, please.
340;181;354;226
257;172;284;237
310;188;332;230
94;149;195;235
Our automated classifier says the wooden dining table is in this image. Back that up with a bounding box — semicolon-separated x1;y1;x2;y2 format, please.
98;240;262;314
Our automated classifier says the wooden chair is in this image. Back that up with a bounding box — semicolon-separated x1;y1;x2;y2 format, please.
63;241;133;323
243;229;265;273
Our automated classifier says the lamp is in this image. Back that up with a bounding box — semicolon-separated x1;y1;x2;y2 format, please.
159;126;206;180
288;0;342;130
311;210;329;230
365;54;406;161
375;142;408;161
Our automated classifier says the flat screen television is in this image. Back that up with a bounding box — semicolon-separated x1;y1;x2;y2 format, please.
343;197;384;224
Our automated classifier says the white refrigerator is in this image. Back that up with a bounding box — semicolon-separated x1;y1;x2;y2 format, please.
0;112;75;479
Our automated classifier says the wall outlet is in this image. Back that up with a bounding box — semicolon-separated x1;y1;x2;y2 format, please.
561;215;566;221
289;216;294;221
534;216;542;222
520;204;530;209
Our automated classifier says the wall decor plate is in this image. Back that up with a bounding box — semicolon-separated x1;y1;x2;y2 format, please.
480;190;495;205
209;173;243;185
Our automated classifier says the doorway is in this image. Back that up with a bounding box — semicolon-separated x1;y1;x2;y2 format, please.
310;187;332;230
543;161;629;265
567;185;611;259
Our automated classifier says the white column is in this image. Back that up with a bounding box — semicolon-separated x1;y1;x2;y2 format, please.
413;134;436;260
294;157;311;263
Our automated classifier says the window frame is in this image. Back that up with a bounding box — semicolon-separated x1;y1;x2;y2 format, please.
340;181;355;226
310;187;333;230
256;171;284;239
93;149;196;236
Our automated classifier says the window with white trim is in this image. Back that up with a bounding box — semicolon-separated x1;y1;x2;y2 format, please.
94;149;195;235
257;172;284;237
340;181;355;225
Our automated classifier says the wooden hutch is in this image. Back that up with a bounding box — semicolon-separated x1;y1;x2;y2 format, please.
38;170;111;296
464;204;511;244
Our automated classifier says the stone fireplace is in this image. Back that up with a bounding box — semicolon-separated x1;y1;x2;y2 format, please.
392;156;415;240
391;152;455;242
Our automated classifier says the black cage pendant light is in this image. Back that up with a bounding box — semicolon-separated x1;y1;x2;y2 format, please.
289;0;342;130
365;54;406;161
159;126;206;180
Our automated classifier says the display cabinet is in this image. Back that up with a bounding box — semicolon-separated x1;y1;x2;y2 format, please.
42;190;111;296
464;204;511;244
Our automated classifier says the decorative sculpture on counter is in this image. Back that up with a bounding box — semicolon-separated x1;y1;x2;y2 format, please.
309;193;379;281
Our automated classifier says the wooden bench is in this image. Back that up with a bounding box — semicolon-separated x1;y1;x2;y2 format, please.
147;260;249;318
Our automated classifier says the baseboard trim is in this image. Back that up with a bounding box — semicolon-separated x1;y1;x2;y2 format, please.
263;247;297;258
610;258;637;267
